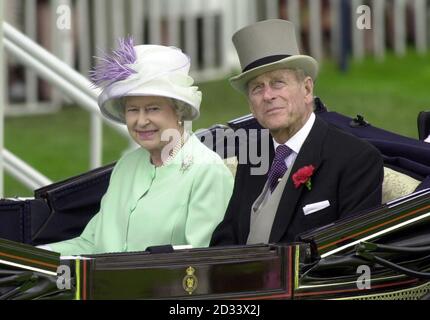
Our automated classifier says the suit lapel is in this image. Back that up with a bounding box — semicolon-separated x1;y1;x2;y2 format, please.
269;117;329;243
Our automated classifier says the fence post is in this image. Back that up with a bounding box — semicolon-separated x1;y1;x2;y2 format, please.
309;0;323;61
414;0;427;54
287;0;302;51
235;0;249;31
90;113;102;169
82;0;103;169
24;0;38;111
394;0;407;56
184;0;198;70
94;0;108;54
372;0;386;60
130;0;144;45
76;0;90;76
330;0;340;60
148;0;161;44
265;0;278;19
111;0;125;40
220;0;236;71
203;0;217;70
351;0;365;60
167;0;180;47
51;0;74;105
248;0;258;23
339;0;351;72
0;0;4;196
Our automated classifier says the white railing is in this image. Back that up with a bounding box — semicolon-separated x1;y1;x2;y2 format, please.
3;22;130;136
1;21;131;195
0;0;4;196
3;150;52;191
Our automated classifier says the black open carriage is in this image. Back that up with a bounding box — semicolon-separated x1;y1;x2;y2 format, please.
1;98;430;300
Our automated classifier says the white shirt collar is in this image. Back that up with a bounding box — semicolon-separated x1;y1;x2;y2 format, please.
273;112;316;154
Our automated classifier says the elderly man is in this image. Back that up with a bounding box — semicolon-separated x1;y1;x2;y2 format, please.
211;19;383;246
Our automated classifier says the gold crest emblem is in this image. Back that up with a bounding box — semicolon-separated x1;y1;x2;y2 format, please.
182;266;198;295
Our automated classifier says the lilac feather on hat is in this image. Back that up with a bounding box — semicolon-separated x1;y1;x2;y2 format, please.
90;36;137;88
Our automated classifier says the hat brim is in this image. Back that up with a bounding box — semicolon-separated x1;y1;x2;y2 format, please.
98;84;201;124
229;55;319;94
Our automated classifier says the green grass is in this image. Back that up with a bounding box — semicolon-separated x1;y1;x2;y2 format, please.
4;50;430;197
5;108;129;197
315;51;430;138
197;50;430;138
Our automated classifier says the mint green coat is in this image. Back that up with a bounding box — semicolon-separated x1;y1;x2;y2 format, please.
48;135;233;256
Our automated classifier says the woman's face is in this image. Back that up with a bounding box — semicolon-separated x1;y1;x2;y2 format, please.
124;96;181;154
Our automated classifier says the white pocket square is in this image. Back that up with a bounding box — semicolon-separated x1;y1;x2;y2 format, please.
303;200;330;216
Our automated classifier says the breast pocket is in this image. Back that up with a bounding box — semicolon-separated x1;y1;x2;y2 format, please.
303;200;330;216
300;198;337;231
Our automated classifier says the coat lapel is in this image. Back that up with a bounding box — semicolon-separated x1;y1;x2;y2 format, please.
269;117;328;243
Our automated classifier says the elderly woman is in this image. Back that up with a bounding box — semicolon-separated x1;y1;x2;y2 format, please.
44;39;233;255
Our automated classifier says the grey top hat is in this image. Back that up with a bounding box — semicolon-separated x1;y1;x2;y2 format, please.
229;19;319;94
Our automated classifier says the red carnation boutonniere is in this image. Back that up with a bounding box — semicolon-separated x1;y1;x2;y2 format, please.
292;165;315;191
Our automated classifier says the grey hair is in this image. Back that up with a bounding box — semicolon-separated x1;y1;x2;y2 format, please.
118;97;127;122
287;68;315;108
289;68;307;82
171;99;192;122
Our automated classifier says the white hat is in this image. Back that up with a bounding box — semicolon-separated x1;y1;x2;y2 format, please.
92;39;202;124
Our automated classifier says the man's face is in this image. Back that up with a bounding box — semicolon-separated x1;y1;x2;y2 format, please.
247;69;314;141
124;96;180;153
